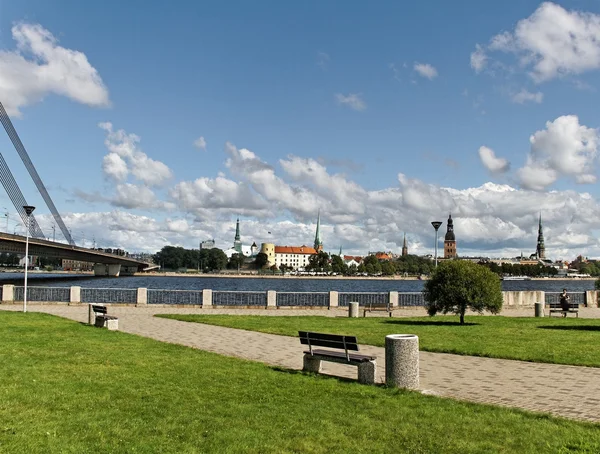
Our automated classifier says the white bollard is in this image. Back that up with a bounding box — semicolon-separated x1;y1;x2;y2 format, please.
349;301;359;317
385;334;419;389
535;301;544;317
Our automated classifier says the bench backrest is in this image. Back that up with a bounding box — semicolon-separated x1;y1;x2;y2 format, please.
92;305;108;315
298;331;359;355
548;302;579;310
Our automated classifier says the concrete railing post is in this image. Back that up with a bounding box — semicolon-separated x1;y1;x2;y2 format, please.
534;301;544;317
70;286;81;304
2;284;14;303
267;290;277;308
88;304;95;325
329;291;338;308
385;334;419;389
349;301;359;317
202;289;212;307
389;291;398;308
137;288;147;306
585;290;598;308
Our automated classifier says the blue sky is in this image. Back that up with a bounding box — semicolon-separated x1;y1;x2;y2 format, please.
0;0;600;259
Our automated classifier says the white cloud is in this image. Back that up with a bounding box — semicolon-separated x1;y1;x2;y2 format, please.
470;44;487;73
478;146;510;173
194;136;207;151
112;183;175;211
166;219;189;233
511;89;544;104
99;122;173;187
413;62;438;80
0;23;110;116
335;93;366;111
474;2;600;82
102;153;128;182
517;115;598;190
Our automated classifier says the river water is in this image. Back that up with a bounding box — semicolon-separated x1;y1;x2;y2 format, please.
1;273;596;293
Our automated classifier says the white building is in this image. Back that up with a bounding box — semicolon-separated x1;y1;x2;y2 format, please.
274;245;318;270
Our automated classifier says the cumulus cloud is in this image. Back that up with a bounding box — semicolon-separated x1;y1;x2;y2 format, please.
472;2;600;82
99;122;173;186
0;23;110;116
112;183;175;211
511;89;543;104
335;93;366;111
413;62;438;80
193;136;207;151
478;146;510;173
517;115;598;190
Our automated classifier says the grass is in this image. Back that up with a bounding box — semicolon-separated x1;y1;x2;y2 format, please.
0;313;599;453
156;314;600;367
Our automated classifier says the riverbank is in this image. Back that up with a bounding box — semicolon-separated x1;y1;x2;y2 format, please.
137;272;421;280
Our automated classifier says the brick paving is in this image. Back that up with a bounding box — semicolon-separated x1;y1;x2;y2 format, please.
2;303;600;423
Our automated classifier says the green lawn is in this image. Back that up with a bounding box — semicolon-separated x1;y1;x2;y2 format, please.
156;314;600;367
1;312;599;453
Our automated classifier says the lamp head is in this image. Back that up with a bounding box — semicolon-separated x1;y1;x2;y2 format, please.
431;221;442;231
23;205;35;216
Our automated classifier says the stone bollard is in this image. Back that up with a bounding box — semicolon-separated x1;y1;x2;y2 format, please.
349;302;359;317
385;334;419;389
88;304;95;325
534;301;544;318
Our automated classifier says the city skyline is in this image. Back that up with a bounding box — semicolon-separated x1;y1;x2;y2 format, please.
0;2;600;260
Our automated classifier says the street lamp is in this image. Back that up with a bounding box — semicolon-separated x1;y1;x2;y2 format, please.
431;221;443;268
23;205;35;313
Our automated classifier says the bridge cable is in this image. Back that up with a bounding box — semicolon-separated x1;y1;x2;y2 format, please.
0;102;74;245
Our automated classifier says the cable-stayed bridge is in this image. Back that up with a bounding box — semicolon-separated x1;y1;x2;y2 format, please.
0;101;153;276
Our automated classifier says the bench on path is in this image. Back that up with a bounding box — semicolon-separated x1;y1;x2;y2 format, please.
91;304;119;330
548;302;579;318
299;331;376;384
363;301;392;317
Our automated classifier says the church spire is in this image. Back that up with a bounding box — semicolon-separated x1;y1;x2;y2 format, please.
536;212;545;260
314;210;323;251
402;232;408;256
234;218;242;254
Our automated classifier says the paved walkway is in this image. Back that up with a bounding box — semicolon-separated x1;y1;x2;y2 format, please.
2;304;600;423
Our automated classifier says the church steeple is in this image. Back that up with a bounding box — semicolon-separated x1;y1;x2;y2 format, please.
314;210;323;252
234;218;242;253
536;212;545;260
444;214;457;258
402;233;408;256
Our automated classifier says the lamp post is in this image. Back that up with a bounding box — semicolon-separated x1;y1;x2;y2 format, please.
431;221;442;268
23;205;35;313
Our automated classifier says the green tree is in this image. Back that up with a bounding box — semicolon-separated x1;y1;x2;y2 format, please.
424;260;503;324
228;253;245;270
254;252;269;269
330;255;348;275
306;251;331;272
381;261;395;276
206;248;228;271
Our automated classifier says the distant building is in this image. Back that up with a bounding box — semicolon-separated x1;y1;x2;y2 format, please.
402;233;408;256
444;214;457;259
200;239;215;250
223;218;257;259
374;252;392;261
233;218;242;254
343;255;362;267
274;245;318;270
62;259;93;271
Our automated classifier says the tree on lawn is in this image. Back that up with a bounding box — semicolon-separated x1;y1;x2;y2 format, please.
254;252;269;269
423;260;503;324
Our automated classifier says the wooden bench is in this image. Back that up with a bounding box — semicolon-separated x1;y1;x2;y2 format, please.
299;331;376;384
91;305;119;330
548;302;579;318
363;301;392;317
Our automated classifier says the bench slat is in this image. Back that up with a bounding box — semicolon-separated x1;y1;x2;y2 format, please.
92;305;108;314
306;349;376;362
298;331;359;351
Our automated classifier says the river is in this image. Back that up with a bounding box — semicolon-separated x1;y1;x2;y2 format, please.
0;273;595;293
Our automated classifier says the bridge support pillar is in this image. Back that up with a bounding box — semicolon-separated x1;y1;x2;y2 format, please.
121;266;138;276
94;264;121;277
2;284;14;303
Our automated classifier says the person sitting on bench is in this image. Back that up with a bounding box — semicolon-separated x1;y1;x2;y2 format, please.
559;289;570;317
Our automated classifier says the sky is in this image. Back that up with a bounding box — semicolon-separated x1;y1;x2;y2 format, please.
0;1;600;260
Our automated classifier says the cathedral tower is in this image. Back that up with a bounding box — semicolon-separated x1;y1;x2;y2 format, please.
536;213;545;260
233;218;242;254
314;210;323;252
444;214;457;259
402;233;408;256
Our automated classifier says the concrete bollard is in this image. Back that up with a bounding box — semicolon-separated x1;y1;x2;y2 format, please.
349;302;359;317
534;301;544;317
88;304;95;325
385;334;419;389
